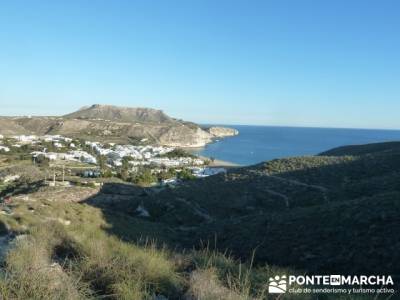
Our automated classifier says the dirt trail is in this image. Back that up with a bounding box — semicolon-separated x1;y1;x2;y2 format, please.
175;197;213;222
266;174;330;203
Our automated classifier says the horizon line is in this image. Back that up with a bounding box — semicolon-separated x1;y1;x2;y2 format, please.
199;123;400;132
2;113;399;132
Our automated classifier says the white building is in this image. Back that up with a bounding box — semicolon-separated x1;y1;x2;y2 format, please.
13;135;38;143
0;146;10;152
192;167;226;178
31;151;58;161
129;160;150;166
44;135;60;142
31;149;96;164
63;137;72;143
46;153;58;161
112;160;123;167
70;150;97;164
161;178;178;186
148;157;181;167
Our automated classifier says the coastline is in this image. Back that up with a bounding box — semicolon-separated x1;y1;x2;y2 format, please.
182;127;241;167
198;155;241;168
183;145;241;168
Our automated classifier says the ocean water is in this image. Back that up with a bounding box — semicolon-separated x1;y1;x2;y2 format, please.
192;125;400;166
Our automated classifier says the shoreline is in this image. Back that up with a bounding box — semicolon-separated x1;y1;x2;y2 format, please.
197;155;241;168
183;146;241;167
181;131;241;167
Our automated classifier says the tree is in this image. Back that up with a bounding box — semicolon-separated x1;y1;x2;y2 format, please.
97;155;107;170
42;141;56;153
157;148;195;159
35;154;50;167
157;168;176;181
118;168;130;181
122;157;132;170
178;168;196;181
132;168;157;186
101;169;113;178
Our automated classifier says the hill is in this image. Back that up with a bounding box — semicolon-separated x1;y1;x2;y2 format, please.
320;141;400;156
63;104;174;124
0;105;233;147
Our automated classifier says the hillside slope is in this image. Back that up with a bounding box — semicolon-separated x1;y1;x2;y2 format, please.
85;141;400;281
320;141;400;156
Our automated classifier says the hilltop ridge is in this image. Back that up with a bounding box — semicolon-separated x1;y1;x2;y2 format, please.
63;104;174;124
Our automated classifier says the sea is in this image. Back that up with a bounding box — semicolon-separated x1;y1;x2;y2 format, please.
191;125;400;166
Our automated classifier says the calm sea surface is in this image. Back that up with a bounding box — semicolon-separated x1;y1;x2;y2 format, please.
192;125;400;166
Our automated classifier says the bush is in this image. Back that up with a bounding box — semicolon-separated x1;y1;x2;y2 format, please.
35;154;50;167
178;168;196;181
101;169;113;178
157;168;176;181
0;223;90;299
132;169;157;186
157;148;195;159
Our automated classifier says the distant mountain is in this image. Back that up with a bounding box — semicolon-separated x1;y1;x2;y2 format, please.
0;105;238;147
63;104;174;124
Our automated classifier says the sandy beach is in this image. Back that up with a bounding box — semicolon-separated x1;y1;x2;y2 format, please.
198;155;241;168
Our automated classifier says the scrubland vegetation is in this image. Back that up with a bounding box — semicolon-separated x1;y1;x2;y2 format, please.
0;193;293;299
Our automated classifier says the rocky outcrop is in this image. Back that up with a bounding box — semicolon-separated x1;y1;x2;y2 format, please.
159;126;213;147
207;126;239;138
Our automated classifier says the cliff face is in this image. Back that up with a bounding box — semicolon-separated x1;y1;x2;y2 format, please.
0;105;227;147
207;126;239;137
158;126;213;147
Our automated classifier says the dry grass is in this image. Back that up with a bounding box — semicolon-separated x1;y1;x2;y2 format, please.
0;223;91;299
0;192;182;299
0;187;386;300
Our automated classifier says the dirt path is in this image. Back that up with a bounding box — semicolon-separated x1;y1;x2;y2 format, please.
266;174;330;202
264;188;290;207
175;197;213;222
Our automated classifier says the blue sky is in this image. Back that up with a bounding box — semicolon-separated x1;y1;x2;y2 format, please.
1;0;399;129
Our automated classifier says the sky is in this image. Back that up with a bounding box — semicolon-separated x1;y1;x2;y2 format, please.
0;0;400;129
